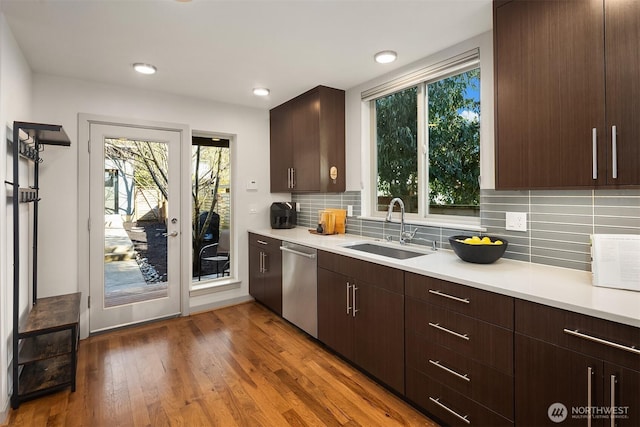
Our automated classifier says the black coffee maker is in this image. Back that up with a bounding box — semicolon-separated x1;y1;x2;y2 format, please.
270;202;297;229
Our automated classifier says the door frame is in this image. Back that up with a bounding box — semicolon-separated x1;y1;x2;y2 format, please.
78;113;191;339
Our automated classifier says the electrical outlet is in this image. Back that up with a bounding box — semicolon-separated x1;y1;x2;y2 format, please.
506;212;527;232
347;205;353;217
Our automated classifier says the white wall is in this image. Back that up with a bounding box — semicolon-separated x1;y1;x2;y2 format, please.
0;12;33;422
344;31;495;198
31;74;282;325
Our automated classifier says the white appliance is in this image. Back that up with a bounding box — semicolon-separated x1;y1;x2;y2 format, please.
592;234;640;292
280;242;318;337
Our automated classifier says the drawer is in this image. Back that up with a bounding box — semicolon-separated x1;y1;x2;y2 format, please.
406;332;514;420
515;299;640;371
406;367;513;427
406;298;513;374
406;272;513;329
317;250;403;294
248;233;281;249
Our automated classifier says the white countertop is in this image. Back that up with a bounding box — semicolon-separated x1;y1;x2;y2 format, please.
250;227;640;328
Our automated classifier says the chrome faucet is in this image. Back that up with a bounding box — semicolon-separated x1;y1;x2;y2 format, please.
385;197;417;245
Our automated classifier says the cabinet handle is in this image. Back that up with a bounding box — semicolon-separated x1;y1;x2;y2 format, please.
429;359;470;382
610;374;616;427
288;167;293;189
291;168;295;188
428;289;470;304
588;366;593;427
611;125;618;179
352;285;358;317
428;397;470;424
592;128;598;179
563;329;640;355
257;240;268;245
346;282;351;315
429;322;469;341
260;252;268;273
258;251;263;273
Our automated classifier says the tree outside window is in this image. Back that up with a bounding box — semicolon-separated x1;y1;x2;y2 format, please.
375;67;480;218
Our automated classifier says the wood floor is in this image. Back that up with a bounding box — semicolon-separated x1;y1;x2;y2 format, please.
5;302;439;427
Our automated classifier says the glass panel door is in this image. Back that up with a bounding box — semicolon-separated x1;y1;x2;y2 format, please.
89;124;181;332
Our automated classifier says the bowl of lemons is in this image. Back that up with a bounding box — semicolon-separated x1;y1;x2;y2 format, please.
448;235;508;264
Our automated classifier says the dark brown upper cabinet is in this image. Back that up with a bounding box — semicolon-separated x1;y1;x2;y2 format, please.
269;85;345;193
494;0;640;189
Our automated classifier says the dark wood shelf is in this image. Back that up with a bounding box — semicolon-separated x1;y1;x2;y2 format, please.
19;293;81;336
18;354;73;397
18;330;73;365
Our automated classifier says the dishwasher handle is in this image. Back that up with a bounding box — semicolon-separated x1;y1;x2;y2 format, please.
280;246;317;259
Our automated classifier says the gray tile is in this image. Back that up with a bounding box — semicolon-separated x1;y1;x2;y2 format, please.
530;230;591;244
482;204;529;213
530;189;592;197
531;247;591;263
594;206;640;217
530;222;593;235
502;252;530;262
530;204;593;215
529;213;594;225
530;196;594;206
594;189;640;197
593;216;640;229
530;238;590;253
530;256;590;271
593;195;640;207
483;189;530;197
593;226;640;235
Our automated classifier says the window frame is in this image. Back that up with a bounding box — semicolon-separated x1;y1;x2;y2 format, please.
366;53;482;227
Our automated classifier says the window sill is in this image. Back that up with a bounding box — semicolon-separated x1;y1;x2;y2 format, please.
358;215;486;233
190;278;241;297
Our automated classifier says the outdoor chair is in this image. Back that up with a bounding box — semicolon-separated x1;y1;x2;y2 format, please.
198;229;230;280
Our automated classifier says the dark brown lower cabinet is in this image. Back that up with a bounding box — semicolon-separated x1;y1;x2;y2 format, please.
317;251;404;394
515;300;640;427
407;366;513;426
404;273;514;426
248;233;282;315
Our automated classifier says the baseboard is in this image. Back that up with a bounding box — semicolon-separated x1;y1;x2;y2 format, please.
189;295;254;315
0;396;9;426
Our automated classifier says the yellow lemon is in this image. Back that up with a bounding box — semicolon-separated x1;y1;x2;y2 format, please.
471;236;481;242
481;237;492;244
494;240;503;245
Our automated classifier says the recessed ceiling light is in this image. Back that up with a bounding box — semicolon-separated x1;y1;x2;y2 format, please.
253;87;270;96
133;63;157;75
374;50;398;64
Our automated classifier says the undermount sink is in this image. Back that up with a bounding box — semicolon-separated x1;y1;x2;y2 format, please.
340;242;432;260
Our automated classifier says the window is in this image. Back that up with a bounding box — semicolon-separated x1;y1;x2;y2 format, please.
191;136;231;284
370;51;481;221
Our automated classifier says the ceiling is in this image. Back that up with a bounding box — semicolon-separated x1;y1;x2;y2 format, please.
1;0;492;110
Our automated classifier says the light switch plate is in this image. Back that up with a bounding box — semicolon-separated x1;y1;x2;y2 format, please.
506;212;527;232
347;205;353;217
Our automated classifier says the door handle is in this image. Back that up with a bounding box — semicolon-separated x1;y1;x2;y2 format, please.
163;231;178;237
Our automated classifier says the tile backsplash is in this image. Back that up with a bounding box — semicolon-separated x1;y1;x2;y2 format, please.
292;189;640;272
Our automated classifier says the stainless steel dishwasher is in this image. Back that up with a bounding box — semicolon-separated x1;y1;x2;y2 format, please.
280;241;317;338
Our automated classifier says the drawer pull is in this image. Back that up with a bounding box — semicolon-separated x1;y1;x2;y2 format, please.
563;329;640;355
256;240;268;245
428;289;470;304
429;397;470;424
429;322;470;341
429;359;470;382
